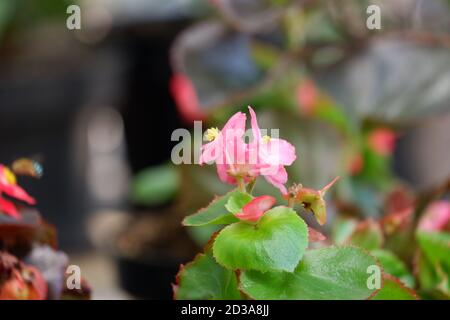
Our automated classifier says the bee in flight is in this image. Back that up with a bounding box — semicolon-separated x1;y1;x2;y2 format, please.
11;158;44;179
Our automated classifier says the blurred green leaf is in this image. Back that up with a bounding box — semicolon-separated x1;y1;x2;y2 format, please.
250;42;281;71
371;274;418;300
371;249;415;288
332;217;357;244
348;219;384;251
130;164;180;207
416;231;450;296
417;231;450;268
187;224;222;247
0;0;16;43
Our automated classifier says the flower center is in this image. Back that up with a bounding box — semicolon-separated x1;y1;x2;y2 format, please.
262;135;271;144
204;127;220;142
3;167;17;185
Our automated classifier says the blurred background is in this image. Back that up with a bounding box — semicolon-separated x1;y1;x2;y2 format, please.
0;0;450;299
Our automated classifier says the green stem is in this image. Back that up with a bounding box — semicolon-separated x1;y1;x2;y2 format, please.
237;178;246;193
288;197;295;208
246;178;257;194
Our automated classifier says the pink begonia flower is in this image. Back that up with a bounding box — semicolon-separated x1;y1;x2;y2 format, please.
234;195;276;223
418;201;450;232
368;128;396;156
0;164;36;219
199;107;296;194
247;106;296;194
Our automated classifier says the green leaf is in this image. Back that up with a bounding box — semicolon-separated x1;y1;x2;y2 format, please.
348;220;384;251
130;164;180;207
416;231;450;295
332;218;357;244
417;251;439;291
225;192;253;214
240;246;379;300
415;252;450;299
371;249;415;288
174;247;242;300
187;224;223;247
417;231;450;268
213;206;308;272
371;274;418;300
250;42;281;71
182;190;241;227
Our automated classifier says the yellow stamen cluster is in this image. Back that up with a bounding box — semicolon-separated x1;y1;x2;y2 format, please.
262;135;271;144
4;167;17;185
204;127;220;142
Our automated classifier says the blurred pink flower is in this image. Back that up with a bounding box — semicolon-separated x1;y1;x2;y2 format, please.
368;128;396;156
170;74;204;123
235;195;276;223
0;252;47;300
296;80;318;115
348;153;364;175
418;201;450;232
0;164;36;219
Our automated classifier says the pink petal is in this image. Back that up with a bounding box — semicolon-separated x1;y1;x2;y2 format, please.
418;201;450;232
201;111;247;167
1;183;36;205
0;197;20;219
223;111;247;133
199;140;219;165
248;106;261;141
262;138;296;166
216;163;236;185
263;166;288;195
235;195;276;223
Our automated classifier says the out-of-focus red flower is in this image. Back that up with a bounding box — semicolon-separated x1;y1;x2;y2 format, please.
418;201;450;232
170;74;204;123
235;195;276;223
296;79;319;115
348;153;364;175
23;266;47;300
368;128;396;156
0;270;29;300
0;165;36;219
208;0;220;6
381;187;415;234
0;252;47;300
